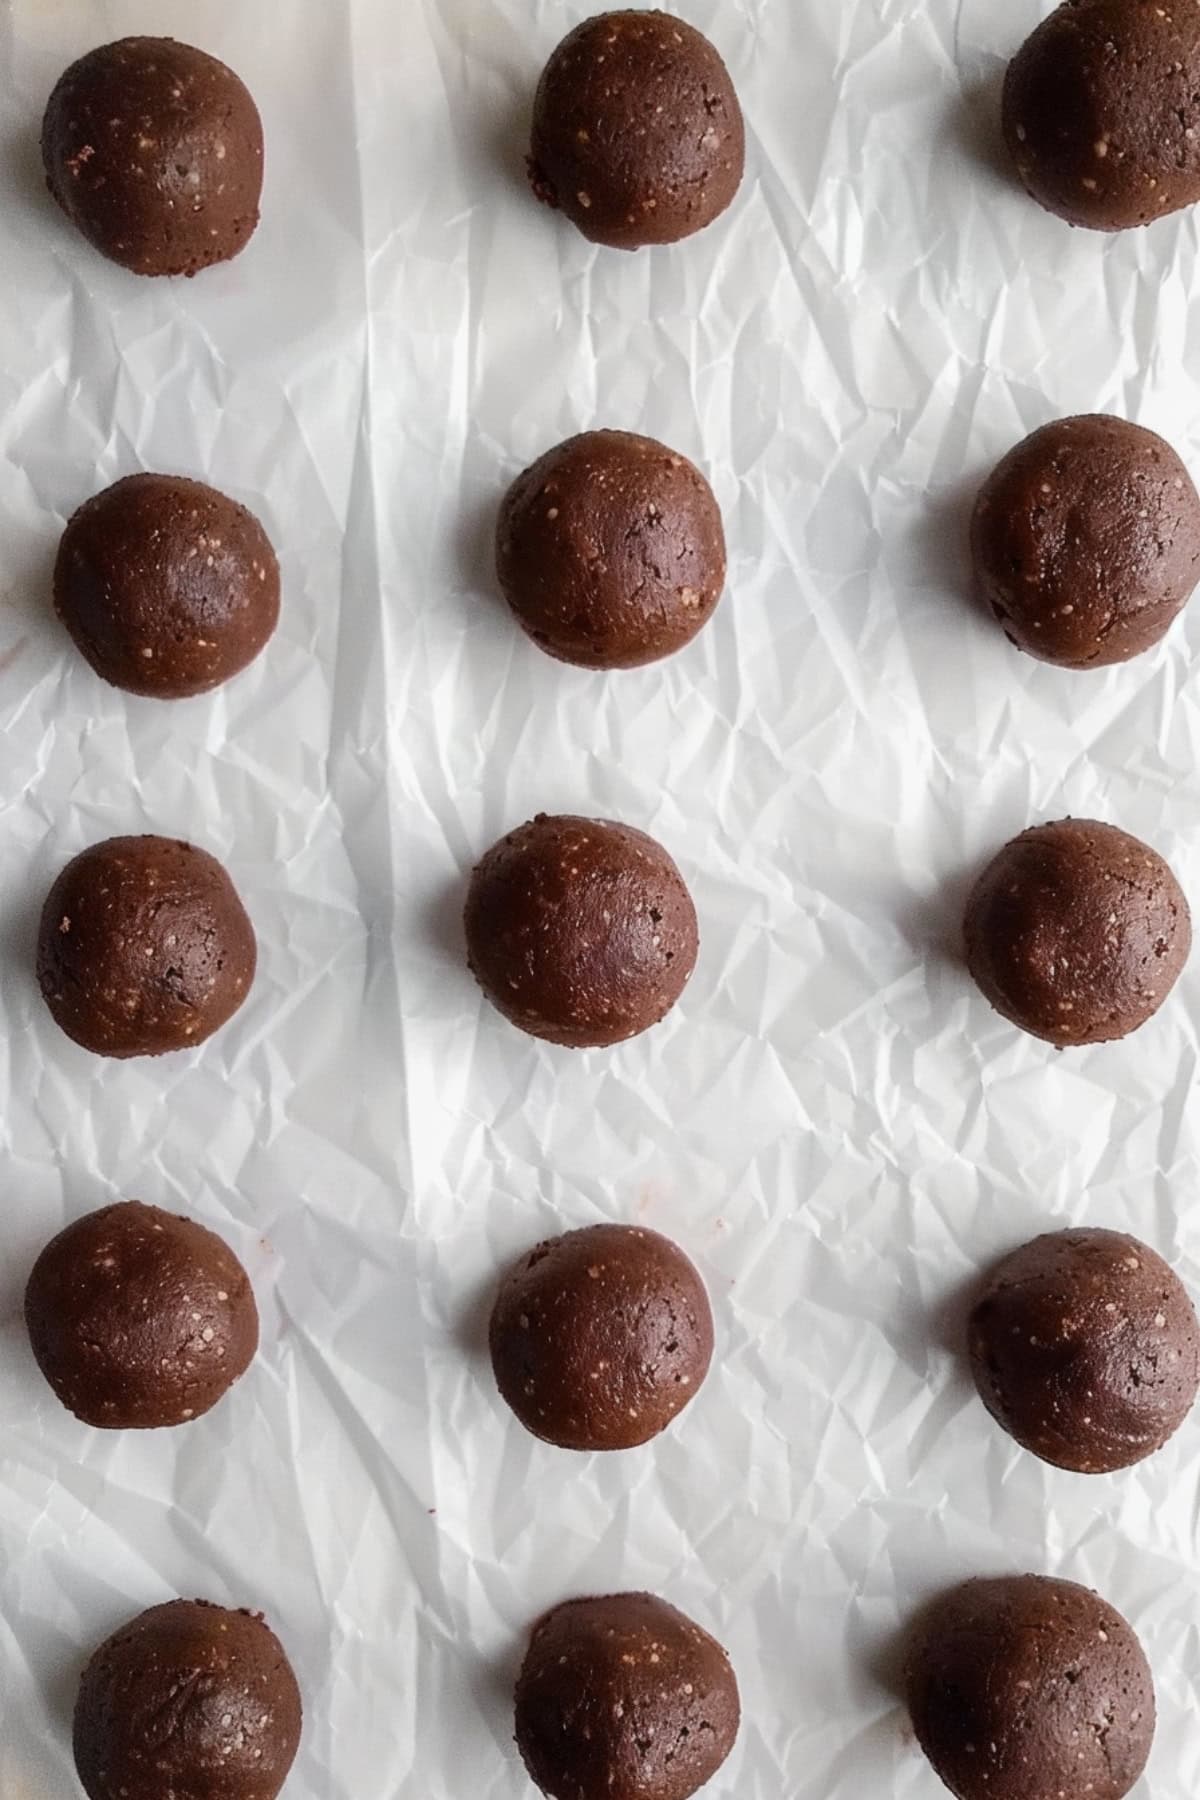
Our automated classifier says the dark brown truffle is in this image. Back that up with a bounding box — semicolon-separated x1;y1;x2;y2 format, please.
490;1224;713;1450
38;835;257;1059
964;818;1190;1046
971;416;1200;668
906;1575;1154;1800
74;1599;301;1800
55;474;280;698
1003;0;1200;231
25;1201;258;1430
497;431;726;670
969;1227;1200;1473
529;11;745;250
42;37;264;277
465;814;698;1048
515;1593;739;1800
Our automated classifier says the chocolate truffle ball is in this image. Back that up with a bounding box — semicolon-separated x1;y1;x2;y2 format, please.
515;1593;739;1800
42;37;264;277
969;1227;1200;1473
490;1224;713;1450
964;818;1190;1046
1004;0;1200;231
971;416;1200;668
464;814;698;1048
38;835;257;1058
74;1599;302;1800
906;1575;1154;1800
55;474;280;698
497;431;726;670
529;11;745;249
25;1201;258;1429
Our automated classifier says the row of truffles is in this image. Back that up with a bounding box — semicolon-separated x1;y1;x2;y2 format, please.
49;427;729;703
50;406;1200;701
41;0;1200;290
65;1589;738;1800
51;1571;1168;1800
29;809;1193;1063
24;1205;1200;1469
38;15;745;279
25;1206;1196;1800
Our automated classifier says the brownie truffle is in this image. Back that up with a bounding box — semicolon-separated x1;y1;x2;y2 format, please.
42;37;264;277
56;474;279;698
1004;0;1200;231
490;1224;713;1450
964;818;1190;1046
38;835;256;1058
497;431;726;670
529;11;745;249
969;1227;1200;1473
971;415;1200;668
464;814;698;1048
515;1593;739;1800
74;1599;301;1800
25;1200;258;1429
906;1575;1154;1800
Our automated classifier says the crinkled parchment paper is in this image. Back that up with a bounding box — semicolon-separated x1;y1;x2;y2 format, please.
2;0;1200;1793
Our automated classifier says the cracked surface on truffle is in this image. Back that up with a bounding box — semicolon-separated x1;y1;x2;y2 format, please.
1004;0;1200;232
971;415;1200;669
37;835;257;1058
529;11;744;250
964;818;1190;1045
465;814;698;1048
515;1593;739;1800
25;1201;258;1430
490;1223;713;1450
497;431;726;671
906;1575;1154;1800
42;37;263;277
969;1227;1200;1473
74;1599;301;1800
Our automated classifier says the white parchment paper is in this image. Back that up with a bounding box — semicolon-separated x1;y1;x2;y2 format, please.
3;0;1200;1793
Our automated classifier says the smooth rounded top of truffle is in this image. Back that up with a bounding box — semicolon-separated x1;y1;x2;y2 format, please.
497;431;726;670
490;1223;713;1450
515;1592;740;1800
964;818;1190;1046
1003;0;1200;231
25;1200;259;1429
906;1575;1154;1800
529;10;745;249
56;473;280;698
37;835;257;1058
42;36;264;276
465;814;698;1048
971;415;1200;668
969;1227;1200;1472
74;1599;302;1800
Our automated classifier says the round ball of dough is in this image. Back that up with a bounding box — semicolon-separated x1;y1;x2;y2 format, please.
74;1600;302;1800
56;474;280;698
906;1575;1154;1800
464;814;698;1048
25;1201;258;1430
969;1227;1200;1473
497;431;726;670
1003;0;1200;231
37;835;257;1059
515;1593;740;1800
490;1223;713;1450
972;416;1200;668
964;818;1190;1046
42;37;263;277
529;11;745;249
